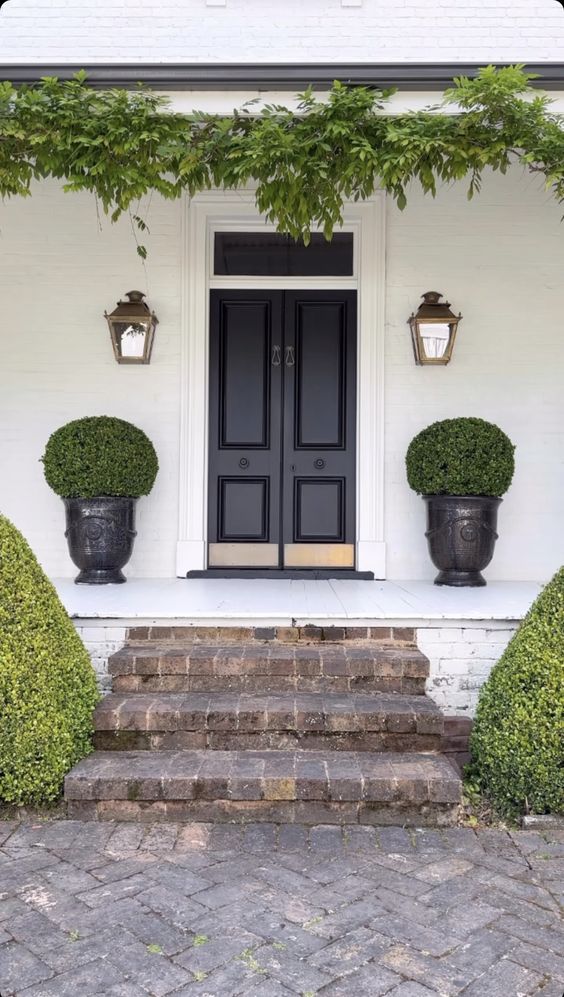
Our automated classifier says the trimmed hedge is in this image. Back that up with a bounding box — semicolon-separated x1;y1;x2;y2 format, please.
0;515;99;804
406;417;515;497
43;416;158;499
470;567;564;818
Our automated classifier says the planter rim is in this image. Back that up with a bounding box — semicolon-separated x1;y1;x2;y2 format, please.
422;494;503;502
62;495;138;502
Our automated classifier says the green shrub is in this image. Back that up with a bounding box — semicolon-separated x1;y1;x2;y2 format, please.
406;417;515;497
0;515;99;804
42;416;158;499
470;567;564;818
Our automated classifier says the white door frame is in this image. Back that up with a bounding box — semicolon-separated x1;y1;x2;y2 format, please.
176;189;386;577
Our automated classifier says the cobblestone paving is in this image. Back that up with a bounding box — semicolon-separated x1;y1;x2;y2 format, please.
0;820;562;996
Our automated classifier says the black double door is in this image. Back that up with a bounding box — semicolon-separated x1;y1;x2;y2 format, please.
208;290;357;570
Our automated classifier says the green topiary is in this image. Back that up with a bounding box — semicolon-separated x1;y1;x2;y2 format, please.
0;515;99;804
470;568;564;818
406;417;515;497
42;416;158;499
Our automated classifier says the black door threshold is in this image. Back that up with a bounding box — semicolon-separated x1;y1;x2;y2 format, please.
186;569;375;580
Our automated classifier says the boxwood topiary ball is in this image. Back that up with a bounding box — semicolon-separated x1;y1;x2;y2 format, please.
406;417;515;497
43;416;158;499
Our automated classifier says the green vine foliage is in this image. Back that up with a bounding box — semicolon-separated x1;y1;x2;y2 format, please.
1;65;564;255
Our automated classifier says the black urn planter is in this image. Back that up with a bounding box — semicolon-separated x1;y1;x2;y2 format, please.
64;496;137;584
424;495;501;587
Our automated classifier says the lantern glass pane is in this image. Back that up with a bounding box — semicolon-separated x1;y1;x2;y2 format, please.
419;321;450;360
113;321;148;359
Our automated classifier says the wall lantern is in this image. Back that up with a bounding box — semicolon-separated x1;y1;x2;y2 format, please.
104;290;158;364
408;291;462;366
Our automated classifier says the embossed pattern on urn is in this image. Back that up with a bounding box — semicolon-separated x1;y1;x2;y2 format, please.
64;497;137;584
424;495;501;587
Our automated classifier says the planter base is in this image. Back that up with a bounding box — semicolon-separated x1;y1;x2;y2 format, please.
75;568;127;585
434;569;486;587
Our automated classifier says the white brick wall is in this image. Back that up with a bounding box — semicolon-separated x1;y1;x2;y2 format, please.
2;168;564;583
417;622;518;715
385;169;564;581
0;181;182;579
0;0;562;63
74;624;127;692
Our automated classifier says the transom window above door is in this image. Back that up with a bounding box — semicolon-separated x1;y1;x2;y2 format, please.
213;231;354;277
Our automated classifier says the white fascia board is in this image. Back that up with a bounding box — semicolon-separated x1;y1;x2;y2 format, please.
161;89;564;115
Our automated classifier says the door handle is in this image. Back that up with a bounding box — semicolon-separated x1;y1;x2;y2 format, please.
285;346;295;367
271;345;281;366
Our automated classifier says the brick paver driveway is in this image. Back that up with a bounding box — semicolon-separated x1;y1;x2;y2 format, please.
0;821;562;997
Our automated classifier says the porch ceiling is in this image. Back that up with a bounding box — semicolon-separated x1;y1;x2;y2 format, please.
53;577;542;626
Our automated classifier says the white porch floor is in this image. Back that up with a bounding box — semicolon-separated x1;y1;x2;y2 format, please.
53;577;542;627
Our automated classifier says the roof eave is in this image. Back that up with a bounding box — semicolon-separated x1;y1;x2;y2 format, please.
1;62;564;90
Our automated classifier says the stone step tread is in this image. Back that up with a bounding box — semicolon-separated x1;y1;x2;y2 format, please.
94;691;442;734
113;642;426;658
109;642;429;678
65;749;461;805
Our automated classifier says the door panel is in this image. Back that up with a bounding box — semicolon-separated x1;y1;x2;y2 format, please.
294;302;346;449
218;478;270;540
219;300;272;448
208;291;282;567
208;289;356;570
294;478;345;541
282;292;357;568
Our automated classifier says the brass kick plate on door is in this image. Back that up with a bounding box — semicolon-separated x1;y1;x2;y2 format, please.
209;543;279;567
284;544;355;568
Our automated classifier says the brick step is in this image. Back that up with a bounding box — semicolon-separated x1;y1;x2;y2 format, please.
64;749;462;826
93;691;442;753
125;625;416;645
109;643;429;695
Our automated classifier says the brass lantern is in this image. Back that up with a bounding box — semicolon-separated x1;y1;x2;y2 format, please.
408;291;462;366
104;290;158;364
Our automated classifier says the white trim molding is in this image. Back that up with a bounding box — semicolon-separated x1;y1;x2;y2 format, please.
177;189;386;577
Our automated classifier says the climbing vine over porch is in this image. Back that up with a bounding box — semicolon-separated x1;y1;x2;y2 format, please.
1;65;564;256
